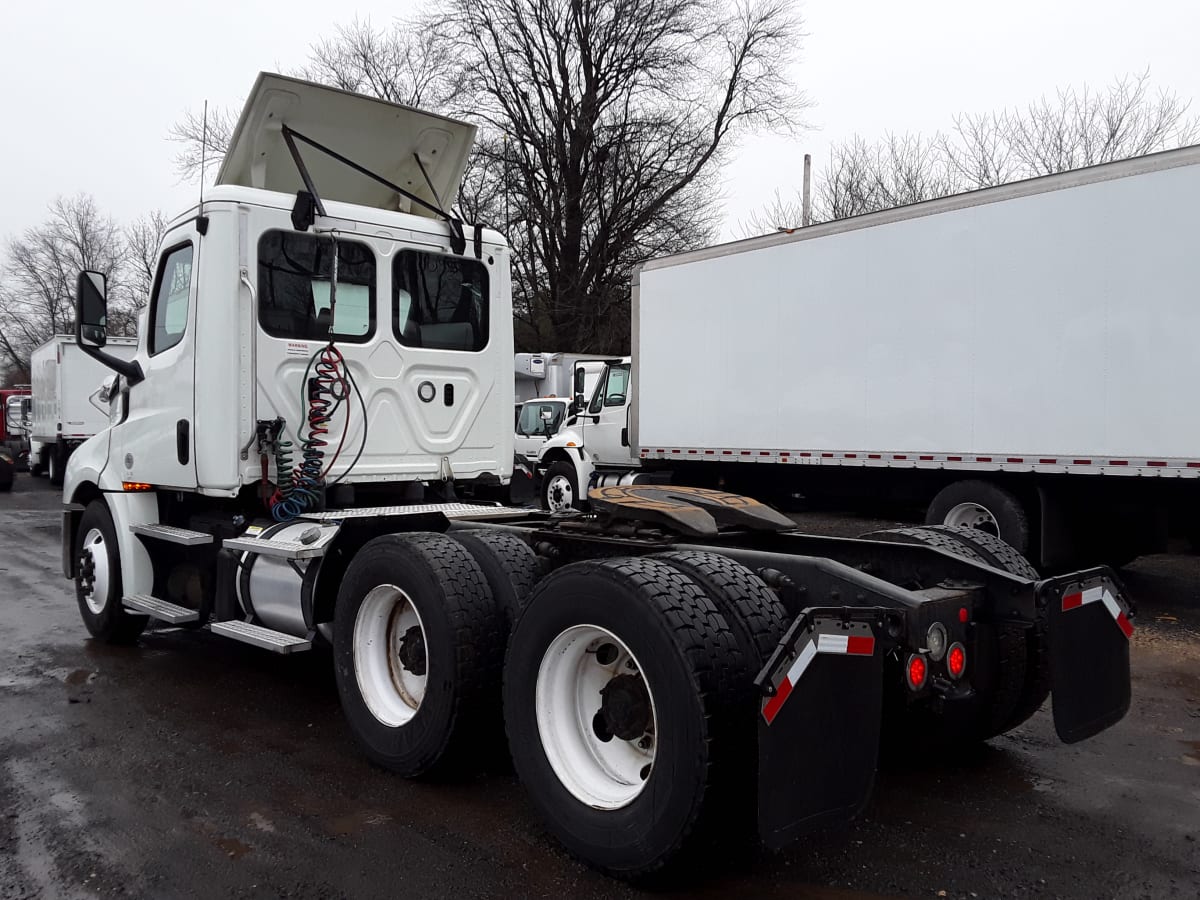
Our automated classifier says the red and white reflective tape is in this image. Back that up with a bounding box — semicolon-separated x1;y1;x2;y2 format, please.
1062;585;1134;639
762;632;875;725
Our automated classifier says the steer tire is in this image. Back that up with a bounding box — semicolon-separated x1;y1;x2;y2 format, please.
449;529;542;627
865;526;1028;748
541;460;583;512
921;525;1050;733
75;500;148;644
925;480;1031;555
504;557;748;881
48;443;64;488
334;532;504;778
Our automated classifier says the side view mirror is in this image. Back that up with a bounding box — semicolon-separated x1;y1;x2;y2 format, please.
76;270;108;348
573;366;586;396
73;269;145;385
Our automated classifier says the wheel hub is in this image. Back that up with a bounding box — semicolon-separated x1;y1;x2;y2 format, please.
396;624;427;676
596;674;652;742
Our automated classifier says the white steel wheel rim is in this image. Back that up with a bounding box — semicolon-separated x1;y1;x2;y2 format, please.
944;501;1000;535
546;474;575;512
536;624;658;810
353;585;429;728
80;527;111;615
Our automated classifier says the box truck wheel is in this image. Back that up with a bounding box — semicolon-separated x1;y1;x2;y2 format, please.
925;480;1030;555
504;558;748;879
48;442;65;488
541;461;583;513
74;500;148;643
333;533;505;777
449;529;542;626
864;526;1030;747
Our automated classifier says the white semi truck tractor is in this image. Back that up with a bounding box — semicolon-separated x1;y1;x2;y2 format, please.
63;73;1134;881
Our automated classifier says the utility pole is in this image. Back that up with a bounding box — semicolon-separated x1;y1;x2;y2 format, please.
801;153;812;227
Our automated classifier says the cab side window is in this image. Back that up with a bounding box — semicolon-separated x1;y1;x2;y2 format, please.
257;231;376;342
393;250;489;351
150;243;193;355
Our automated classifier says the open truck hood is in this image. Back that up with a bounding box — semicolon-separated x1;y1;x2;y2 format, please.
216;73;476;218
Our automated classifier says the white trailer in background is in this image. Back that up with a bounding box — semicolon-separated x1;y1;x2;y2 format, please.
30;335;138;486
539;145;1200;568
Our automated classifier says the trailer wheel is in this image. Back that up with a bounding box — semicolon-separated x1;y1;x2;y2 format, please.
449;529;542;626
334;532;504;777
926;480;1030;555
920;525;1050;732
75;500;147;643
504;557;747;879
541;461;582;513
651;551;787;670
865;525;1028;746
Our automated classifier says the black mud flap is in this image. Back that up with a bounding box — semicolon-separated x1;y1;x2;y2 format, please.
1044;571;1133;744
756;614;885;850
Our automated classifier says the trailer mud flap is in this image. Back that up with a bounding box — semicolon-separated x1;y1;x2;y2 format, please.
1045;572;1133;744
756;615;884;850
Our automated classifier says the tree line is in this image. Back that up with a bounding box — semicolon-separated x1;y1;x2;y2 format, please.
1;0;1195;384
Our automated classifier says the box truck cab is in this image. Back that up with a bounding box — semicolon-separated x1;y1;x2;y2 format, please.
538;358;644;511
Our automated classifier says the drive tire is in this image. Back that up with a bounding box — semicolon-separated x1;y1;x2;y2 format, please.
926;479;1030;555
334;532;504;778
864;525;1029;746
920;525;1050;733
75;500;147;643
541;460;583;512
449;529;542;627
504;557;747;881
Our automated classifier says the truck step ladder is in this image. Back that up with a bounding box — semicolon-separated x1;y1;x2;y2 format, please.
209;620;312;654
123;594;199;624
130;524;214;546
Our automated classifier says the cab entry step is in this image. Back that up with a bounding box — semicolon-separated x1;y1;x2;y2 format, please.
209;620;312;654
130;524;214;546
123;594;199;624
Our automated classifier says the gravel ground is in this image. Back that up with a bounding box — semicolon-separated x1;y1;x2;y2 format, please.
0;475;1197;898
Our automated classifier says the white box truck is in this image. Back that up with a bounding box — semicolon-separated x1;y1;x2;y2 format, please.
58;73;1131;881
30;335;138;486
538;146;1200;569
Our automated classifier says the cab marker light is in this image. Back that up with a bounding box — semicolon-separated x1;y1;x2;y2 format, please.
122;482;153;492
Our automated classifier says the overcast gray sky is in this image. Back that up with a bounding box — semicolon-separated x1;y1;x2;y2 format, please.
2;0;1197;244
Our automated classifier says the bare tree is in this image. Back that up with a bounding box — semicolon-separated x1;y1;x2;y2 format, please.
746;71;1200;229
123;210;169;306
168;105;238;184
0;195;140;378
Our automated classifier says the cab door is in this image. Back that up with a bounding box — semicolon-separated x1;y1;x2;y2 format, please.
110;234;197;490
583;363;633;465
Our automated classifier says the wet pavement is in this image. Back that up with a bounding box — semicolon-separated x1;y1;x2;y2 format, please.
1;476;1197;898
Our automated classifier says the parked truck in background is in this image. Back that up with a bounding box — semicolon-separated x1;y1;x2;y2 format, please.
515;352;603;403
0;387;32;486
29;335;138;487
59;73;1132;881
538;146;1200;570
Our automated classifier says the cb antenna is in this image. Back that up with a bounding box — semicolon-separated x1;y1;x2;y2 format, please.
196;101;210;235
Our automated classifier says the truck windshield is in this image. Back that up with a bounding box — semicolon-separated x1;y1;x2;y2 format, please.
518;401;566;437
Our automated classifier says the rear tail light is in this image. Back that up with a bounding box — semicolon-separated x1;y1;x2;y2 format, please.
906;654;928;690
946;642;967;679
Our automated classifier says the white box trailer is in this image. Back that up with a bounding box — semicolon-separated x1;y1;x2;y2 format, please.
540;146;1200;567
30;335;137;485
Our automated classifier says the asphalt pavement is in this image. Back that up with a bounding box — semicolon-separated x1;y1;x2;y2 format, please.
1;475;1197;899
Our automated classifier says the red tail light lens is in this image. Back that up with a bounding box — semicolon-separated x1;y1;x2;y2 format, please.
906;654;928;690
947;642;967;679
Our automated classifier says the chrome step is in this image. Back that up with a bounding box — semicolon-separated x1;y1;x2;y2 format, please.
209;620;311;654
131;523;213;546
222;533;330;560
123;594;199;624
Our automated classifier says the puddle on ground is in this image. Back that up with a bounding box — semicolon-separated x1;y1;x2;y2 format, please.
214;836;253;859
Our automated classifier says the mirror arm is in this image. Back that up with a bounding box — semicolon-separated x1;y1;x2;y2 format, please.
76;338;144;386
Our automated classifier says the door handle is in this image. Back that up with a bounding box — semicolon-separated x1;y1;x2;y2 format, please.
177;419;190;465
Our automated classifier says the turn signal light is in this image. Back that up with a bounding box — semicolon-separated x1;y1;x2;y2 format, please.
947;642;967;679
122;482;153;492
906;654;928;690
